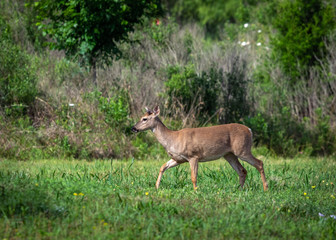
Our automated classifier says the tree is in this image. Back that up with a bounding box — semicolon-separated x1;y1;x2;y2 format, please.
30;0;162;85
271;0;336;83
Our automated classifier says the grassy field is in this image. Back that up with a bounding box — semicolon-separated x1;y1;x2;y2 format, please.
0;156;335;239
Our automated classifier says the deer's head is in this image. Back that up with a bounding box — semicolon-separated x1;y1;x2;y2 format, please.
132;106;160;133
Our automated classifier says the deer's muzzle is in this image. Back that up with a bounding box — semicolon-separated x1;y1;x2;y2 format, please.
131;126;139;133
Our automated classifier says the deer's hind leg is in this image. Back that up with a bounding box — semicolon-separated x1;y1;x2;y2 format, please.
156;159;181;189
238;153;268;191
224;153;247;188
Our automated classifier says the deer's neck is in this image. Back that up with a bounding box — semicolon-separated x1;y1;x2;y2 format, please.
152;117;175;150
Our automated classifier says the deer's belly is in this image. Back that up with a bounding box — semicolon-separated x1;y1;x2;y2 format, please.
199;154;224;162
167;149;224;163
167;151;188;162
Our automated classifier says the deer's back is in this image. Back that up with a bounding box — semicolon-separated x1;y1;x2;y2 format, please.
172;123;253;160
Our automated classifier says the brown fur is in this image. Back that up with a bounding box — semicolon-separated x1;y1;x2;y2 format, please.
132;106;268;191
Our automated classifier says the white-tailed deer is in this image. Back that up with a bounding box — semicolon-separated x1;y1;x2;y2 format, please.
132;106;268;191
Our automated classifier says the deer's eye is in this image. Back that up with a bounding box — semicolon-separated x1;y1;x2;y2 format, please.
143;118;148;122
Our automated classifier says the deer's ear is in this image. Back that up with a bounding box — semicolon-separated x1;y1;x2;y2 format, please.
153;105;160;116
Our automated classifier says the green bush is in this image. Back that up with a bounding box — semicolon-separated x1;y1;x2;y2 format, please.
218;57;250;123
164;62;250;124
131;132;166;159
44;93;132;160
244;112;303;157
312;108;336;155
168;0;253;35
143;18;178;48
244;108;336;157
164;64;220;121
0;18;38;116
271;0;336;82
84;90;130;130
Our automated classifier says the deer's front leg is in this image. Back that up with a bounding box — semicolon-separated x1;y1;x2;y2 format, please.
156;159;180;189
189;158;199;190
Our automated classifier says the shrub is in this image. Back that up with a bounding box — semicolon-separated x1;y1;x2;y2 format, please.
271;0;336;82
164;64;220;123
244;111;303;157
311;108;336;155
0;18;38;116
218;55;250;123
167;0;253;35
164;59;251;125
84;90;130;130
244;108;336;157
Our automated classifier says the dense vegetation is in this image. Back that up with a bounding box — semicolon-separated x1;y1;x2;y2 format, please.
0;0;336;160
1;1;336;239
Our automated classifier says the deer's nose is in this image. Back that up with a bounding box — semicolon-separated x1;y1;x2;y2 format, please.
131;127;138;133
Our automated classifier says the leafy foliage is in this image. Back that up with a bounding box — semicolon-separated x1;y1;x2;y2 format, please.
29;0;162;68
84;90;130;129
0;17;37;115
271;0;336;81
164;60;250;124
218;55;250;123
167;0;269;35
0;0;336;159
244;107;336;156
164;64;220;121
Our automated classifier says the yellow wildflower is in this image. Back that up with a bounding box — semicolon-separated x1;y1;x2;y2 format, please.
312;186;316;189
104;222;108;226
79;193;84;196
145;192;149;196
331;195;335;199
73;193;78;196
304;192;307;196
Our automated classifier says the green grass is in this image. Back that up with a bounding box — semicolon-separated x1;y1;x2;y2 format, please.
0;156;335;239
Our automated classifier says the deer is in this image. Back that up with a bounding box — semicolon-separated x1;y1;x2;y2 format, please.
131;106;268;191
